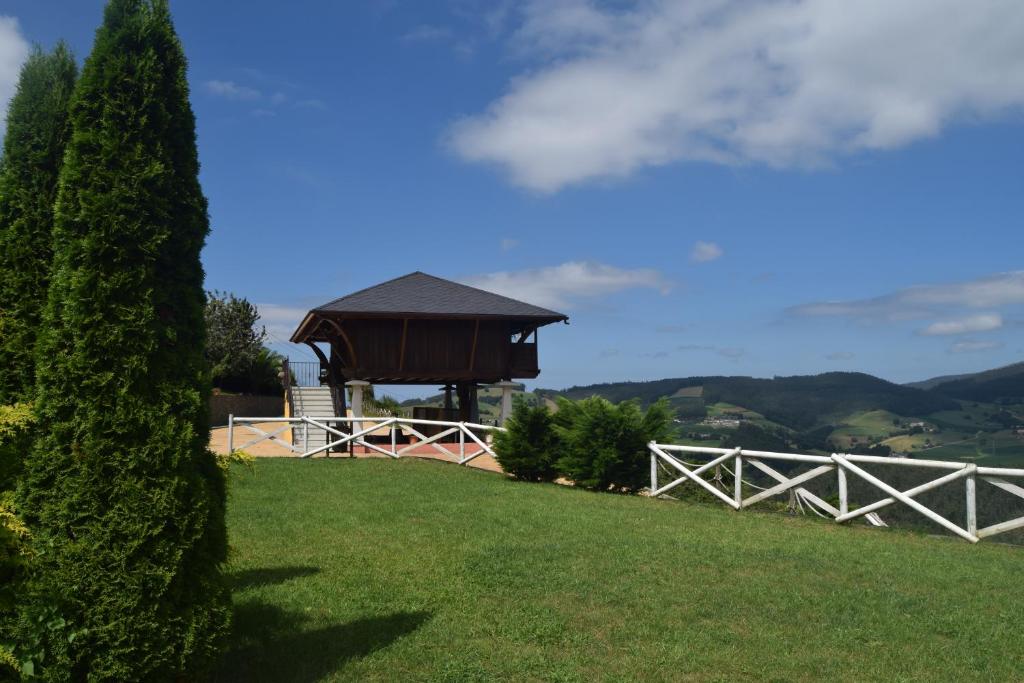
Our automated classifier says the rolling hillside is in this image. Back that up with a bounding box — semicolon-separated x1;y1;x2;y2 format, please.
539;372;958;429
925;361;1024;403
400;364;1024;465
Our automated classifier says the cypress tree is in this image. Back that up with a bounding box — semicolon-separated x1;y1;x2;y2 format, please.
18;1;230;679
0;44;77;405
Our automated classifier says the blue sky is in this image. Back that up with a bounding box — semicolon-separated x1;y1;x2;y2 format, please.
2;1;1023;399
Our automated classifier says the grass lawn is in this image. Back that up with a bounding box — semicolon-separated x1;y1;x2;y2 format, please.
218;458;1024;682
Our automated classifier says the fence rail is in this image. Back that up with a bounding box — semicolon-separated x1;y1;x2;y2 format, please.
649;442;1024;544
228;415;504;465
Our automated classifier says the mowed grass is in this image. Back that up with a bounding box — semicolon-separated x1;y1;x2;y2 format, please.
218;458;1024;682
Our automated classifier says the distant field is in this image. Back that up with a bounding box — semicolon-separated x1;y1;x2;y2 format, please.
221;458;1024;682
829;409;902;448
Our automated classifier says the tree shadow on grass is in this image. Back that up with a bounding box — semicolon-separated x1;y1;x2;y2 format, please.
216;601;432;682
229;565;321;591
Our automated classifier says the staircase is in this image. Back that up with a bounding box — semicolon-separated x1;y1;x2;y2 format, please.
289;386;338;453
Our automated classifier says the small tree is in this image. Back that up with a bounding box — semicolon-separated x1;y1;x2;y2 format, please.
205;290;268;389
493;400;561;482
0;44;77;404
555;397;673;492
18;1;229;678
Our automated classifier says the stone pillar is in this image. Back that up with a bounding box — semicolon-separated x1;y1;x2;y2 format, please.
346;380;370;437
494;381;518;426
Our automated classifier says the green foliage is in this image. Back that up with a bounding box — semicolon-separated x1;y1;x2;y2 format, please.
0;403;35;670
721;422;790;452
0;44;77;404
0;403;34;493
0;492;30;670
17;1;229;679
493;400;560;482
555;397;673;492
206;291;282;394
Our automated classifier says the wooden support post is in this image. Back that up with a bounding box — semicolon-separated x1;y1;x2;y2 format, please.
838;465;848;516
468;319;479;370
399;318;408;371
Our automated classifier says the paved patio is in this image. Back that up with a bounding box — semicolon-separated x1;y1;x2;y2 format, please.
209;422;503;473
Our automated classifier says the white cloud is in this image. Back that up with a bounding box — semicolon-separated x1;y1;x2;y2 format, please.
461;261;671;309
0;16;30;136
690;241;723;263
949;339;1004;354
449;0;1024;192
919;313;1003;336
256;304;310;343
205;79;261;100
789;271;1024;321
500;237;519;251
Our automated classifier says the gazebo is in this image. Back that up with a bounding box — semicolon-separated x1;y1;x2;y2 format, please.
289;271;568;423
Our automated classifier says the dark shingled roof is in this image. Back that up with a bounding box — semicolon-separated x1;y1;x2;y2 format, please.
311;271;568;321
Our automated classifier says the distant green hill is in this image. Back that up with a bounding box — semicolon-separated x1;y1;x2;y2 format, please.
905;372;974;390
925;361;1024;403
539;372;957;430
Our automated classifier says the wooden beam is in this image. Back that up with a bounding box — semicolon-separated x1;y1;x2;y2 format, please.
399;318;408;371
469;319;480;370
321;317;358;368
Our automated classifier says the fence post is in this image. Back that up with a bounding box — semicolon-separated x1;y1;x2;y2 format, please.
227;414;234;455
459;425;465;462
650;446;658;494
391;421;398;457
966;468;977;536
302;420;309;453
838;464;848;517
734;450;743;506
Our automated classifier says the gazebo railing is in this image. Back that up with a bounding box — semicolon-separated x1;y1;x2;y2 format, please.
286;361;323;387
649;442;1024;544
227;415;504;465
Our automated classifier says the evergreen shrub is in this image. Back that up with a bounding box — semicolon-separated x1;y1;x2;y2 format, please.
555;397;673;492
493;400;561;481
17;1;230;679
0;45;77;405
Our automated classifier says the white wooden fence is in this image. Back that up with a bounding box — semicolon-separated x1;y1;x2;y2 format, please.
649;442;1024;544
228;415;504;465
